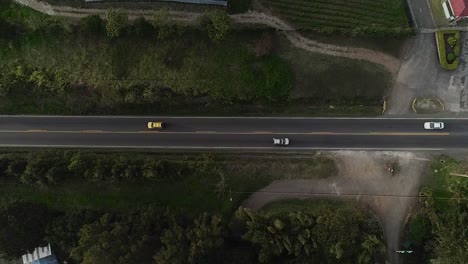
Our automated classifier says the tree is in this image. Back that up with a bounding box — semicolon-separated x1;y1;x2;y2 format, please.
424;176;468;264
200;10;232;42
154;213;224;264
46;209;102;262
105;9;129;39
21;151;67;186
236;202;384;264
0;201;51;258
71;207;173;264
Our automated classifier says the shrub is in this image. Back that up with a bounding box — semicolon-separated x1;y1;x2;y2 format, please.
105;9;129;39
447;53;456;62
436;30;460;70
200;10;232;42
447;36;457;47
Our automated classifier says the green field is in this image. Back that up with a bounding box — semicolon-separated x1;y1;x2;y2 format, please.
262;0;410;33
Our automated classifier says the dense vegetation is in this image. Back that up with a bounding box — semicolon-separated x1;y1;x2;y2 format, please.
262;0;411;36
0;199;385;264
0;150;385;263
0;0;392;116
404;156;468;264
0;149;337;214
0;1;292;114
237;200;386;263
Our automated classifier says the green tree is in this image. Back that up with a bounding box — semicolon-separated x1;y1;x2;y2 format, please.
236;202;384;263
70;207;173;264
46;209;102;261
154;213;223;264
105;9;129;39
425;176;468;264
0;201;52;258
21;151;67;186
200;10;232;42
407;213;431;247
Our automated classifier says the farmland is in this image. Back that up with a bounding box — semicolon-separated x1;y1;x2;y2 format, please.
262;0;410;34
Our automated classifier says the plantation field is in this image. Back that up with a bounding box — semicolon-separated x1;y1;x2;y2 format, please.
262;0;410;34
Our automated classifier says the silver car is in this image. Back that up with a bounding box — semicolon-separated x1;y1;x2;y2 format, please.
424;122;444;130
273;138;290;145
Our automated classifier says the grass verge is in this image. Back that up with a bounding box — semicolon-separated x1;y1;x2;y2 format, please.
427;0;450;27
277;35;392;106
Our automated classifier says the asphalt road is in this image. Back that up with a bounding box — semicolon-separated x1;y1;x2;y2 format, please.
0;116;467;150
407;0;435;29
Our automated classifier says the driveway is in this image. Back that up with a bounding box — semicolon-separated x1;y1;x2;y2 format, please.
407;0;435;29
386;33;467;114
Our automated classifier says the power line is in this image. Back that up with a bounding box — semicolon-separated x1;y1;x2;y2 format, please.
231;190;468;200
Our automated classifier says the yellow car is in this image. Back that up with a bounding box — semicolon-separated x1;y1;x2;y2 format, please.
147;121;164;129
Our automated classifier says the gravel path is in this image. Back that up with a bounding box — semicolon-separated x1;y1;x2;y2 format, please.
13;0;401;76
242;151;429;264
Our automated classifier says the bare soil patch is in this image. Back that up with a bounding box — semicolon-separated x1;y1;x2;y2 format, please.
242;151;429;264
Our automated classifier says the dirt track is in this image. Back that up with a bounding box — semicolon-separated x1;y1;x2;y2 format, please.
14;0;401;76
242;151;429;264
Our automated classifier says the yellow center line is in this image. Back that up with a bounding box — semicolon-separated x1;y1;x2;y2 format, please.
81;130;104;133
370;132;450;136
0;130;452;136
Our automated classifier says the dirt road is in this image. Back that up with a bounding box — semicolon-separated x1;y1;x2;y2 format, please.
242;151;429;264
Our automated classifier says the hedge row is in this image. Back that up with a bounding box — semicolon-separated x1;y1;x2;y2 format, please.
0;151;218;186
435;30;460;70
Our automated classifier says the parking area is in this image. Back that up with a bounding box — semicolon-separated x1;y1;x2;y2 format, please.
387;32;468;114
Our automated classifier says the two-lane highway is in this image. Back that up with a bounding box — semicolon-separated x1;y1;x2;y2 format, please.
0;116;466;150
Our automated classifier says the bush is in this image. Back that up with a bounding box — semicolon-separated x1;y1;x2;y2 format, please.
436;30;460;70
105;9;129;39
447;36;457;47
447;53;456;62
200;10;232;42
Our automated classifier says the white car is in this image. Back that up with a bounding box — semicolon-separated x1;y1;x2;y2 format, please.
424;122;444;130
273;138;290;146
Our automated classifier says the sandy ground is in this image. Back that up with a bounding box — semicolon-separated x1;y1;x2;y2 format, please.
242;151;429;264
